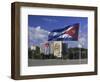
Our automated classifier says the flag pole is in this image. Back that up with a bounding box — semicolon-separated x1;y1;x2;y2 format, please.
79;42;82;64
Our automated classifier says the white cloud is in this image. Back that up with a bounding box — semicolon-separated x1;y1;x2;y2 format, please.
28;26;50;47
78;32;88;48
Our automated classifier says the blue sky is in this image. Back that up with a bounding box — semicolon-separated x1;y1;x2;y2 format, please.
28;15;88;48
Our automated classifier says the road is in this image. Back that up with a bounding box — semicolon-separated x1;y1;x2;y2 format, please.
28;59;87;66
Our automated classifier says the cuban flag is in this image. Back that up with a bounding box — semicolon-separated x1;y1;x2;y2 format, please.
48;23;79;41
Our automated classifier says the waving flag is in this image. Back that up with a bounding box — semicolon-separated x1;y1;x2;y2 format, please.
48;23;79;41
